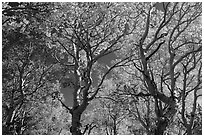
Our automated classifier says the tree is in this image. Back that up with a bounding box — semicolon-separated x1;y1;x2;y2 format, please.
108;2;202;135
25;85;71;135
2;2;202;135
42;2;137;134
2;2;56;134
86;79;129;135
179;51;201;135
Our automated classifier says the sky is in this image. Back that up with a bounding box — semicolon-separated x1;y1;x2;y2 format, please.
60;52;117;107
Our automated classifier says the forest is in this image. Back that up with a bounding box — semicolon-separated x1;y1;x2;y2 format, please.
2;2;202;135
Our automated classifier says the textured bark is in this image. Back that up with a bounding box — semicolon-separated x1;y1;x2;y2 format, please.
70;87;89;135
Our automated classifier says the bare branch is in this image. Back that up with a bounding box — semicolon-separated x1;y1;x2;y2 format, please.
58;97;72;114
88;55;133;101
146;40;165;61
140;7;151;45
173;46;201;68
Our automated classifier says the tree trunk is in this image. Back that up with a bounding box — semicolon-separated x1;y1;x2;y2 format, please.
186;127;192;135
71;111;82;135
113;120;117;135
154;117;168;135
70;100;88;135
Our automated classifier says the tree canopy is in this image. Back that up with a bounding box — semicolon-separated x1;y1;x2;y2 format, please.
2;2;202;135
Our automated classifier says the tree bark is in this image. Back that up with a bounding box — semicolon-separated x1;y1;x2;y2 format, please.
186;127;192;135
70;94;89;135
113;119;117;135
154;117;168;135
71;111;82;135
